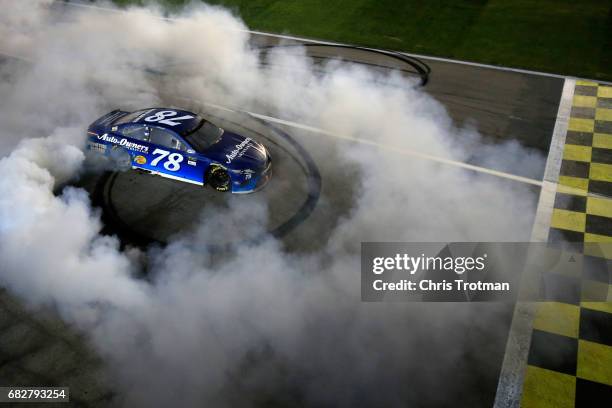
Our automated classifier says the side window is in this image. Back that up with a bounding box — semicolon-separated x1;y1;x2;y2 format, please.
174;139;188;152
150;127;185;151
119;124;149;141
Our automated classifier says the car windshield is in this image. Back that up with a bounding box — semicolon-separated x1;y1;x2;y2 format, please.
184;120;224;152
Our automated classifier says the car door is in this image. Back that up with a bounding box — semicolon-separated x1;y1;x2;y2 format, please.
145;126;205;185
111;124;153;165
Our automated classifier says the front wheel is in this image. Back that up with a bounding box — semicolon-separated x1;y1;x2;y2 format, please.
206;164;231;192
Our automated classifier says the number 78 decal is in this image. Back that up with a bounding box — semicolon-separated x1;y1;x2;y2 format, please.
151;148;183;171
144;110;194;126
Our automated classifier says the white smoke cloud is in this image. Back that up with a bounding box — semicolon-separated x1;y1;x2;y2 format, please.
0;1;543;407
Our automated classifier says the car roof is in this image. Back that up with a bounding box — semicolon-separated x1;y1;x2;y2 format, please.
122;108;201;135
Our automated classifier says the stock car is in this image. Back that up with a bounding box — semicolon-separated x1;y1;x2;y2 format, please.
86;108;271;193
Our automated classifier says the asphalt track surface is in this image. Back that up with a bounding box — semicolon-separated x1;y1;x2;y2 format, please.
0;6;565;407
76;40;563;252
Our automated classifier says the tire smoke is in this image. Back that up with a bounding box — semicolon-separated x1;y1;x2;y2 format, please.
0;1;543;407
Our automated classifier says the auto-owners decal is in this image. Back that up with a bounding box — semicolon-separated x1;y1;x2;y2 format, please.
98;134;149;153
225;138;252;164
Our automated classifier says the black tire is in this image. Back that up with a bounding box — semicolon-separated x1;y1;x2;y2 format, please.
109;147;132;172
206;164;231;192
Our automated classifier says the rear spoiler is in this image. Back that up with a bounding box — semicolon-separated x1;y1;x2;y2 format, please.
91;109;129;127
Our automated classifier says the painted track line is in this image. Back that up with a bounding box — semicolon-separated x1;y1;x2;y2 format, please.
185;98;544;186
492;78;577;408
246;112;545;186
211;105;612;199
530;78;576;242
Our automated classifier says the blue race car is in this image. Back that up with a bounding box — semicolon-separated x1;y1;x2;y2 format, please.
86;108;271;193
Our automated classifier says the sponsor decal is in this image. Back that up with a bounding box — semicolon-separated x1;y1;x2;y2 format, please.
98;134;149;153
187;159;197;166
87;142;106;153
243;169;255;180
225;138;252;164
134;155;147;165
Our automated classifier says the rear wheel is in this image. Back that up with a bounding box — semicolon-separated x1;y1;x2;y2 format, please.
109;147;132;171
206;164;231;192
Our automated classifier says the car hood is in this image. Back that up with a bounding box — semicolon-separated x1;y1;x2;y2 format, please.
203;131;268;169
